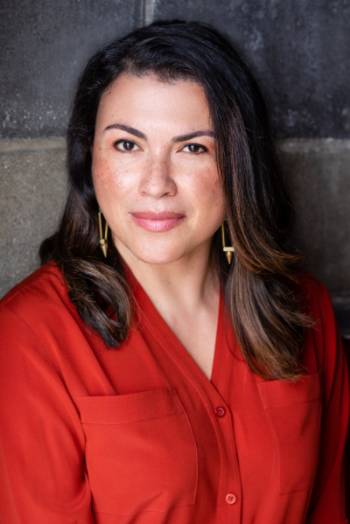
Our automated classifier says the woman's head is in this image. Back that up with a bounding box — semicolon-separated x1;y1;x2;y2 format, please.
92;71;225;268
66;18;292;273
41;19;310;380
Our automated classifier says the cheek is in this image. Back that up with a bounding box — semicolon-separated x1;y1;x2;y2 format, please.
92;153;131;196
92;158;112;187
191;168;225;212
91;146;113;185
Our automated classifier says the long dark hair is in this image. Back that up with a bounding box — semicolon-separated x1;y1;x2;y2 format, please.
40;18;313;381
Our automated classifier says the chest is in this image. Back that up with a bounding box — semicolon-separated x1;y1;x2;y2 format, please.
169;318;218;381
77;322;323;519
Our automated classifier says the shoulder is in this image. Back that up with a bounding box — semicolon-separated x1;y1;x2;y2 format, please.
0;262;77;337
1;261;67;308
296;269;334;321
297;269;328;297
296;270;346;377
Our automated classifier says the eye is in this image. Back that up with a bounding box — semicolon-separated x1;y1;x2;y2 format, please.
113;139;140;152
182;143;208;154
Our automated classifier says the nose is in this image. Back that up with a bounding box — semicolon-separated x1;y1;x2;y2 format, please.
138;155;177;198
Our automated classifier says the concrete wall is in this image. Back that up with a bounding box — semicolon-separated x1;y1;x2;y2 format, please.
1;1;349;336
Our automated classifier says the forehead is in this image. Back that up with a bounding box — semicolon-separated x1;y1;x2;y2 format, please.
96;72;212;127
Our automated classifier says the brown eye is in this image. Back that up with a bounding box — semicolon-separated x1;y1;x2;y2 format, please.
113;140;139;152
182;143;207;154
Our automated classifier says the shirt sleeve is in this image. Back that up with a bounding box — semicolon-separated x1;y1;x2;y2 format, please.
0;303;95;523
306;282;350;524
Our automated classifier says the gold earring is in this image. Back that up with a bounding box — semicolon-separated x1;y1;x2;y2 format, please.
221;222;235;264
98;210;108;258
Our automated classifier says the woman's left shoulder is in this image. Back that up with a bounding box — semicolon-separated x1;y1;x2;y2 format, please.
295;269;335;322
296;270;348;378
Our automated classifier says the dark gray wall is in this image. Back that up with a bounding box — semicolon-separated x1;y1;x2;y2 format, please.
155;0;350;139
1;0;349;139
0;0;141;138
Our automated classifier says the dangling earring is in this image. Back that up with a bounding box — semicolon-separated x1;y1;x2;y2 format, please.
221;222;235;264
98;210;108;258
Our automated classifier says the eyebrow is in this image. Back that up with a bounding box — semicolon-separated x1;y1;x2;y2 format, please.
103;123;216;142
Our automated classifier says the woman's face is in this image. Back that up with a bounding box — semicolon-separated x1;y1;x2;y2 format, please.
92;72;226;266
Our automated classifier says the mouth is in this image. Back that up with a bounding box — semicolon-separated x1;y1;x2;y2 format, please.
130;211;186;232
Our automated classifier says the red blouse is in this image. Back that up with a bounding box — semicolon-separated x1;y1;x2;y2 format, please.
0;261;349;523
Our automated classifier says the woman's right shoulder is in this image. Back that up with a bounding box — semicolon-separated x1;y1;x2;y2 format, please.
0;261;73;326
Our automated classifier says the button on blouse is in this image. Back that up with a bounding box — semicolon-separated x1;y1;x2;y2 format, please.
215;405;226;417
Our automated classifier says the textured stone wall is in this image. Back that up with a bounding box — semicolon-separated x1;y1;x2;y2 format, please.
1;1;349;336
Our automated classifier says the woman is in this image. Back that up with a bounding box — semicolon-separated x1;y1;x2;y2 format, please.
0;19;348;524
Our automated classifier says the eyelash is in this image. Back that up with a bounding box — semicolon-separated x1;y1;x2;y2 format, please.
113;139;208;154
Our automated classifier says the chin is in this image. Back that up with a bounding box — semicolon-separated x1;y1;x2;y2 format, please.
131;249;184;266
113;235;193;266
118;241;185;265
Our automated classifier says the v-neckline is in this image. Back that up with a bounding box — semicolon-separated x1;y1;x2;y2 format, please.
122;261;224;387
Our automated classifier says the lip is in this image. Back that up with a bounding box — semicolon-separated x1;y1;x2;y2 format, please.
130;211;185;232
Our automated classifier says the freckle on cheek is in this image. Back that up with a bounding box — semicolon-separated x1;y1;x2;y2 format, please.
92;157;113;181
92;170;109;188
93;168;128;194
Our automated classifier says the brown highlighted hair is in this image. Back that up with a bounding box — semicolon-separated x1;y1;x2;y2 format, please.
40;19;313;381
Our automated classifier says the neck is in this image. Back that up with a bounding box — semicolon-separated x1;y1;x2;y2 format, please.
118;245;220;314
